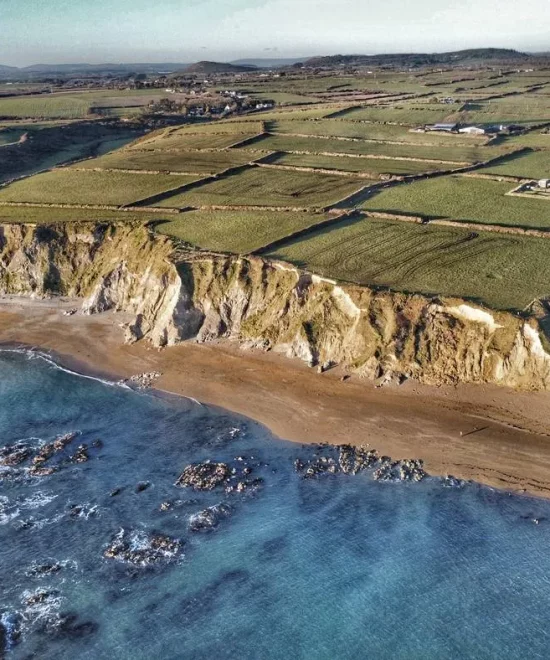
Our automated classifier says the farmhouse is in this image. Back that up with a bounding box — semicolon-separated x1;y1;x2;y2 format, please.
425;123;459;133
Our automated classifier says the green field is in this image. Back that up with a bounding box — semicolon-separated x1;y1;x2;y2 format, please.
0;95;92;119
156;209;331;253
360;175;550;229
0;205;156;224
501;131;550;149
132;131;261;151
0;89;192;119
267;152;452;176
455;97;550;124
266;215;550;310
154;167;365;208
248;92;320;105
167;121;265;135
479;150;550;179
269;118;489;145
77;148;254;174
333;103;465;124
230;106;343;121
0;169;199;206
240;133;499;163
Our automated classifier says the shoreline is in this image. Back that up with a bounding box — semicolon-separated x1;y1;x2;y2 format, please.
1;298;550;498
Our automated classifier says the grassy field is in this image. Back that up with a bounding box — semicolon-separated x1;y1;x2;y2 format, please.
77;148;255;174
156;209;331;253
0;169;199;206
360;175;550;229
501;131;550;149
269;118;489;145
228;106;345;121
266;215;550;310
333;103;465;124
454;97;550;125
248;92;321;105
479;150;550;179
0;89;191;119
167;121;265;135
240;133;501;163
0;95;92;119
154;167;365;208
131;131;261;151
267;152;452;175
0;205;155;224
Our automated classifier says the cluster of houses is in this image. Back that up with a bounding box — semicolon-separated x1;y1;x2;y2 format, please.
423;122;522;135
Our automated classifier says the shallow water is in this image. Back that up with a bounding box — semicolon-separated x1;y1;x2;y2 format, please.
1;350;550;659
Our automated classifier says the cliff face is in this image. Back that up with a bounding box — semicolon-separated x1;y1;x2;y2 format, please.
1;221;550;390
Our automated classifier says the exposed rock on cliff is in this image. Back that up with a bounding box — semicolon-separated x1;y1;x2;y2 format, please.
1;221;549;390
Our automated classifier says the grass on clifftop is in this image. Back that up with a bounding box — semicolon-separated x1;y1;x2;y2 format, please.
0;206;156;224
360;175;550;229
266;215;550;310
156;209;332;253
0;169;200;207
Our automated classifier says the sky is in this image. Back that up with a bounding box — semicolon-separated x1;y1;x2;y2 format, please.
1;0;549;66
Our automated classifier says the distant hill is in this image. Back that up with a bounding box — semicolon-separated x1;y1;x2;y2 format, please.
182;61;258;75
0;64;19;75
230;58;304;68
0;63;188;79
22;63;188;74
304;49;534;68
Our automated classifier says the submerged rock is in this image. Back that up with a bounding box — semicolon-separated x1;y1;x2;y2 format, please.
23;589;59;608
188;503;232;532
25;563;62;578
70;444;89;464
0;612;22;652
47;613;99;640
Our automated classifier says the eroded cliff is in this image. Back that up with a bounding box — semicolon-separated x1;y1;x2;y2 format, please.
1;221;549;390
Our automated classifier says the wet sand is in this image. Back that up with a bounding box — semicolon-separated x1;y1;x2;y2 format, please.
2;297;550;497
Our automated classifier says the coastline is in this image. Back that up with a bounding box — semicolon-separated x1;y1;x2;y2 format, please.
1;297;550;498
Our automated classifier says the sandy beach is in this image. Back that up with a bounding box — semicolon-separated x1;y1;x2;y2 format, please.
2;296;550;498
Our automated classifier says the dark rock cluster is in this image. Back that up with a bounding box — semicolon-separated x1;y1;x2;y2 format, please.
294;444;427;483
175;457;263;494
103;530;182;566
0;443;32;467
176;462;231;490
0;431;104;482
373;458;426;482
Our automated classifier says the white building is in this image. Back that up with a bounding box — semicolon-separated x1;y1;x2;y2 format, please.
458;126;486;135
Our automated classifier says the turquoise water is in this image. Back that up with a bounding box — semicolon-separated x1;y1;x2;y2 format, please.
1;350;550;659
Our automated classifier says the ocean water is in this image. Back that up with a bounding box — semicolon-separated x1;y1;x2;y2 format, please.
1;350;550;659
